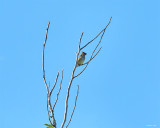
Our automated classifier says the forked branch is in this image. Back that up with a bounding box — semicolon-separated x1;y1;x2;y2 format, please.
43;21;63;128
43;17;112;128
61;16;112;128
80;16;112;50
53;69;64;110
60;33;84;128
50;72;59;96
74;16;112;78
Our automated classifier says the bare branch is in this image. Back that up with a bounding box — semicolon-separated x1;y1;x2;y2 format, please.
60;70;74;128
80;16;112;50
47;95;52;125
43;17;112;128
91;32;103;57
43;21;50;94
104;16;112;30
66;85;79;128
81;47;102;66
78;32;83;52
60;33;83;128
74;17;112;78
74;44;102;79
53;69;64;110
42;21;56;127
48;93;56;126
74;27;105;78
90;18;108;58
50;71;59;96
48;71;60;127
74;60;89;79
76;32;84;60
80;30;103;51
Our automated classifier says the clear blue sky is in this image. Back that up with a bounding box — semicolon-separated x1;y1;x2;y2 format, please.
0;0;160;128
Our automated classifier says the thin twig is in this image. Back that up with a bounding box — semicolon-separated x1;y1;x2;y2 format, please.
43;17;112;128
43;21;52;124
74;17;112;78
80;16;112;50
79;32;83;51
42;21;56;127
81;47;102;66
62;17;112;126
50;71;59;96
91;24;106;58
43;21;50;94
74;43;102;79
80;30;103;50
60;33;83;128
91;32;103;57
53;69;64;110
66;85;79;128
77;32;84;60
73;59;89;79
74;29;105;78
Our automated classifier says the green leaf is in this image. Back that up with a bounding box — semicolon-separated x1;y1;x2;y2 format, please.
44;124;50;126
44;124;54;128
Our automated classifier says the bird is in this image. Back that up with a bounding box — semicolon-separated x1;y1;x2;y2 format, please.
76;52;87;66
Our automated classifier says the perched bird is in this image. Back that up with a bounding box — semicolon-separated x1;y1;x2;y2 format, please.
76;52;87;66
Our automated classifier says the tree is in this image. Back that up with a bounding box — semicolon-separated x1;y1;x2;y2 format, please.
42;16;112;128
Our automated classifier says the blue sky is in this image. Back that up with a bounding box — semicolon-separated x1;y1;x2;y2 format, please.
0;0;160;128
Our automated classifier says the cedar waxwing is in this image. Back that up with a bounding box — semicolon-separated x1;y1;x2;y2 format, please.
76;52;87;66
